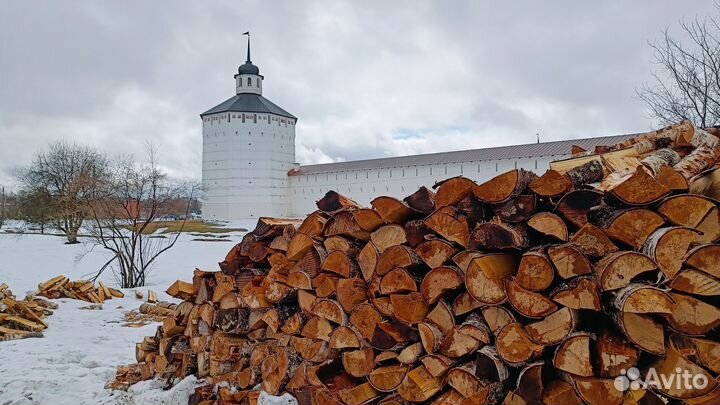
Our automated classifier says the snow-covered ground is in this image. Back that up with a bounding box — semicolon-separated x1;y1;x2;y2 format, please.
0;221;255;405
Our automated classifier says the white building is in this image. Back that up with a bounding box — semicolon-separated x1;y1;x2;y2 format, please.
201;42;633;220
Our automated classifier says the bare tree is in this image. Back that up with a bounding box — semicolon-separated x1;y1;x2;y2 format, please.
17;188;56;234
638;13;720;127
17;142;108;243
0;185;5;229
86;147;194;288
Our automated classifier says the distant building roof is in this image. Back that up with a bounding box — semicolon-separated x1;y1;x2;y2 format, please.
292;133;637;176
201;93;297;119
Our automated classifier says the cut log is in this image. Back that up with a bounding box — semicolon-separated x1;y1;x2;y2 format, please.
495;322;544;366
672;268;720;296
595;329;638;378
403;186;436;214
553;333;593;377
287;233;316;261
643;226;700;278
329;326;362;350
570;223;618;257
481;306;516;336
452;293;483;317
349;303;382;341
551;277;601;311
368;365;408;392
321;250;358;278
473;169;537;204
390;293;429;325
376;245;423;277
567;376;624;405
515;252;554;291
595;251;658;292
525;307;576;346
342;348;375;378
675;144;720;180
505;279;557;319
465;254;518;304
420;354;455;378
420;266;464;305
418;322;443;354
336;278;368;313
666;292;720;335
415;239;457;269
529;170;573;198
547;244;592;279
317;191;361;212
434;176;476;208
641;148;681;175
352;209;384;233
658;164;689;192
358;242;379;281
566;160;604;187
594;207;665;249
380;268;418;295
650;345;717;400
439;328;480;358
685;244;720;278
403;220;428;248
658;194;716;228
372;196;415;224
493;195;537;223
397;365;442;403
527;212;568;241
445;362;484;398
542;380;583;405
613;284;674;315
468;220;527;250
554;190;603;228
371;225;407;254
614;312;665;355
607;167;670;206
424;207;470;248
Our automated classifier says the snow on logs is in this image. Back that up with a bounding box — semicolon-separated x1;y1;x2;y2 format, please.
114;120;720;404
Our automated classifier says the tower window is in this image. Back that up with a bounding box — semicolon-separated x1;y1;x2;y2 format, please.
256;78;260;87
247;77;251;86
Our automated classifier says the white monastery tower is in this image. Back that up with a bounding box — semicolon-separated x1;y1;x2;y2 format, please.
201;34;297;219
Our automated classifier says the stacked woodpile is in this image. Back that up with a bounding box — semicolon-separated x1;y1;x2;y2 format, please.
38;275;124;303
115;121;720;404
0;283;57;341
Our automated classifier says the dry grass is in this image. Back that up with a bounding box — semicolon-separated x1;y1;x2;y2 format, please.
133;220;246;235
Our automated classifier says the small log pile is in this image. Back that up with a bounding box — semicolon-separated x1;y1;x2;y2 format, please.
38;275;124;303
123;301;179;328
0;283;57;341
114;120;720;404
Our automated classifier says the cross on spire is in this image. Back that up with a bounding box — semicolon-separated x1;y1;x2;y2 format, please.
243;32;251;63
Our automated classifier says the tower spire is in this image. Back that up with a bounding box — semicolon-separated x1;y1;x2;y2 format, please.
243;32;251;63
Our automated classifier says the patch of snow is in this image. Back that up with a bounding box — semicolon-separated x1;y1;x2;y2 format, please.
258;392;298;405
0;230;247;405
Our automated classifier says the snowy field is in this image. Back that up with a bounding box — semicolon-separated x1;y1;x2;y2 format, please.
0;221;255;405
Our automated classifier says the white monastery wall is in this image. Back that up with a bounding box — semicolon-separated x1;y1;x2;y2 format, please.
288;155;561;217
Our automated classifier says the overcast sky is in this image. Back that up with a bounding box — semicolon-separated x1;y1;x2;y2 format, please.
0;0;717;186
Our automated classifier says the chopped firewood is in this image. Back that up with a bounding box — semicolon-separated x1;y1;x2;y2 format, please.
111;122;720;404
0;284;53;341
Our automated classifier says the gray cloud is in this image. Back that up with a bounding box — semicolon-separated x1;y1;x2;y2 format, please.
0;0;716;186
